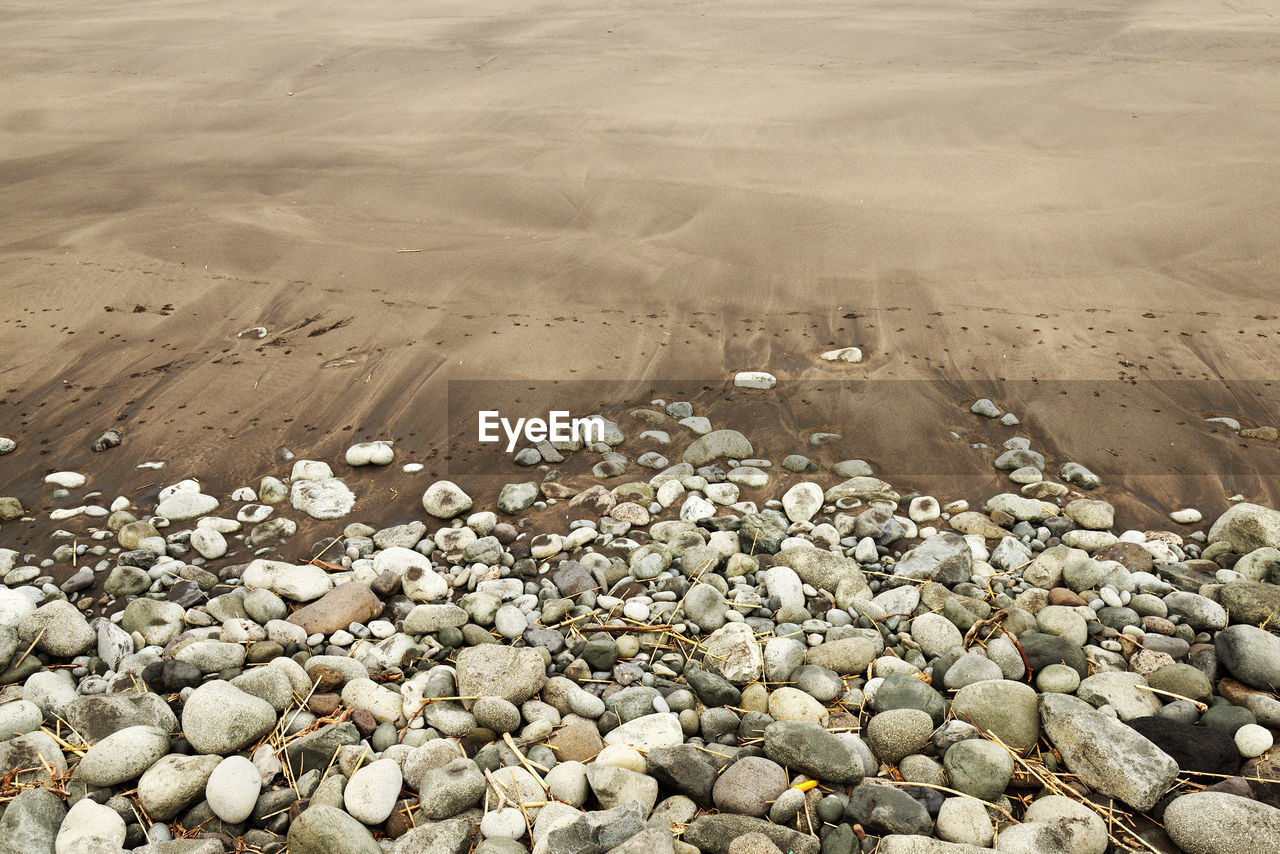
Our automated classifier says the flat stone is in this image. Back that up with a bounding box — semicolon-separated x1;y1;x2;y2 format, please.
76;724;170;788
1040;693;1179;811
455;645;547;704
762;720;865;784
683;814;818;854
288;582;382;634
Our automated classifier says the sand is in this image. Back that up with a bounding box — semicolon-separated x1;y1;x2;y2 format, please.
3;0;1280;553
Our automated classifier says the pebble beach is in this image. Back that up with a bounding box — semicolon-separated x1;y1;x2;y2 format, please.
2;392;1280;854
5;0;1280;853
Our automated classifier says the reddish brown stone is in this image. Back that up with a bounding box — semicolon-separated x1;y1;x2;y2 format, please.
1047;588;1086;607
287;582;383;635
384;798;418;838
1092;542;1154;575
310;664;345;692
547;717;604;762
351;708;378;738
308;693;341;716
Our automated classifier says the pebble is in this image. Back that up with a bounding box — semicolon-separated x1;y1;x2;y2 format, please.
55;797;126;853
345;757;402;824
1234;723;1274;758
207;755;262;823
734;371;777;389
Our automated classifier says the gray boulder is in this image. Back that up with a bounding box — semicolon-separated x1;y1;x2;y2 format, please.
455;645;547;704
287;805;382;854
772;547;870;597
893;533;973;584
181;680;277;755
1215;624;1280;691
1164;791;1280;854
683;814;818;854
683;430;753;466
0;787;65;854
763;720;864;784
1209;503;1280;553
1040;693;1178;811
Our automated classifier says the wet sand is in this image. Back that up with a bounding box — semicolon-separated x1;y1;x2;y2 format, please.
3;0;1280;554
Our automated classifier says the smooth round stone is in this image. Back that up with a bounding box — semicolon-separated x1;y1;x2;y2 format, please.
866;708;935;764
55;797;125;852
595;744;646;773
1235;724;1274;758
712;756;788;817
345;758;403;825
494;606;527;639
1036;663;1082;694
950;679;1040;751
1164;791;1280;854
473;697;522;734
1201;703;1257;736
769;787;807;823
481;807;527;839
817;795;845;823
287;804;382;854
76;725;170;788
908;613;964;659
899;754;945;786
1036;606;1089;647
181;680;277;755
1024;795;1108;854
206;755;261;824
943;654;1005;690
944;739;1015;801
767;687;828;725
622;601;650;622
545;761;589;807
936;796;995;847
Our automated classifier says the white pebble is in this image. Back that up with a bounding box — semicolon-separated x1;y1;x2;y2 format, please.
820;346;863;363
45;471;86;489
1170;508;1202;525
734;371;777;390
206;755;261;824
480;807;526;839
1235;723;1274;758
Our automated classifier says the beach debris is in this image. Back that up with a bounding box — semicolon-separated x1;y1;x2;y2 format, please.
92;428;123;452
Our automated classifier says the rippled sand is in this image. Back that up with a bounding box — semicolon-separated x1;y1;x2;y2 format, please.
3;0;1280;550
